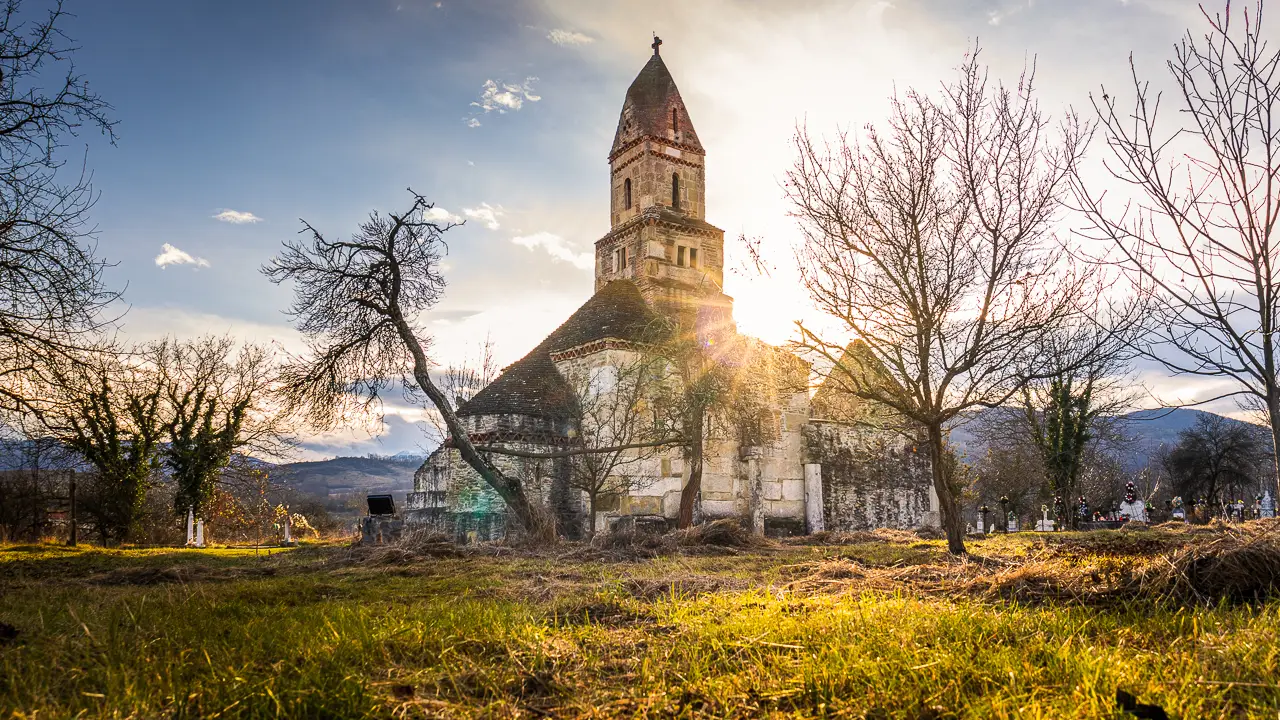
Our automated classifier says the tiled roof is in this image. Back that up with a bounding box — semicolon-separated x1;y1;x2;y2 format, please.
457;281;667;419
610;54;704;157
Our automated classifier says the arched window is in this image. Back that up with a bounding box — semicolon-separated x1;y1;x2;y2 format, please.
624;178;632;210
672;108;679;136
672;173;680;209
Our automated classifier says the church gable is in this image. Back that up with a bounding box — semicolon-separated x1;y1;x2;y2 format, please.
457;280;663;421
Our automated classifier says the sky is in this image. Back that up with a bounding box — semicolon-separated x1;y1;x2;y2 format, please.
51;0;1231;459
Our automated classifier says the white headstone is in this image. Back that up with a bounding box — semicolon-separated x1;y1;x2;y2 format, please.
1036;505;1054;531
803;463;825;533
283;513;292;545
185;506;195;546
1262;491;1276;519
195;519;205;548
1119;499;1148;522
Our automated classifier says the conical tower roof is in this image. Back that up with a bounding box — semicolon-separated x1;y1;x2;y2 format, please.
610;45;703;158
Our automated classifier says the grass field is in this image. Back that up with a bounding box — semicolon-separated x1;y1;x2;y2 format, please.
2;525;1279;719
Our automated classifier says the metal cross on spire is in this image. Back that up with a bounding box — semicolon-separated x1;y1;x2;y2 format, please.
651;34;662;56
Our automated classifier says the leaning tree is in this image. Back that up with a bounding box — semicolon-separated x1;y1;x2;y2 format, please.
1074;0;1280;498
787;48;1102;554
263;191;556;541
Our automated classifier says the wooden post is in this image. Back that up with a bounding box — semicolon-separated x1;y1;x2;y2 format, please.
66;470;77;547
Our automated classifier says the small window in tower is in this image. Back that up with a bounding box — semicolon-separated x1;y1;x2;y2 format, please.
624;178;632;210
689;248;698;268
615;246;628;273
677;246;686;267
672;108;679;136
672;173;680;209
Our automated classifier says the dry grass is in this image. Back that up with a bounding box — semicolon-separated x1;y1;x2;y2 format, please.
3;523;1280;717
778;520;1280;608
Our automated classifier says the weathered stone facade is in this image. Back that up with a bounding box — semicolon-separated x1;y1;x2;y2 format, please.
805;421;938;532
405;42;935;540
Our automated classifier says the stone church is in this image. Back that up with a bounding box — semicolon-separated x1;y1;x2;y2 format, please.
405;41;936;540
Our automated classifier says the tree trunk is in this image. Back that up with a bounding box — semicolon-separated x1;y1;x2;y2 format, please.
678;411;705;529
587;491;597;536
391;313;552;544
1268;391;1280;504
67;470;76;547
927;424;966;555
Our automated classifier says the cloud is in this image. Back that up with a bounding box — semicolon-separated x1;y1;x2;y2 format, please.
155;243;210;269
511;232;592;270
463;203;503;230
424;206;463;224
466;118;482;128
212;209;262;224
471;77;541;114
548;29;594;46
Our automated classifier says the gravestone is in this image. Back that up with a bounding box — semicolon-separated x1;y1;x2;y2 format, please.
1035;504;1055;532
1262;491;1276;519
1118;500;1147;522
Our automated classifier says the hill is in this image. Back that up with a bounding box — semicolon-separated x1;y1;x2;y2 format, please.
950;407;1266;471
272;455;426;506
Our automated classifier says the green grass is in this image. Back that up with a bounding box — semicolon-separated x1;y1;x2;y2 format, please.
1;533;1277;718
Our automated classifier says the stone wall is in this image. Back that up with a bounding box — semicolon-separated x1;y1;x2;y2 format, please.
805;420;935;532
404;411;582;542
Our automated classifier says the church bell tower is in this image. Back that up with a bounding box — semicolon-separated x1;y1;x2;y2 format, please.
595;37;731;327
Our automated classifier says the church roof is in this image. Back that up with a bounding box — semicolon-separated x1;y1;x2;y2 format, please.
811;340;903;425
610;51;704;158
457;280;667;419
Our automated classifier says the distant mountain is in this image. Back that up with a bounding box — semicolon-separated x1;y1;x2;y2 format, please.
272;455;423;501
950;406;1266;472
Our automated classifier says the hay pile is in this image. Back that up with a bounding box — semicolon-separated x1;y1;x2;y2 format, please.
671;518;776;551
347;530;463;564
566;518;777;561
1129;524;1280;602
783;521;1280;606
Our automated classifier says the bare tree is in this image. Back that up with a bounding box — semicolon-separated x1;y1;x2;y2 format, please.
0;415;75;541
0;0;118;416
562;356;665;535
1074;1;1280;498
1164;413;1269;510
263;190;555;541
157;336;292;522
787;49;1094;554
